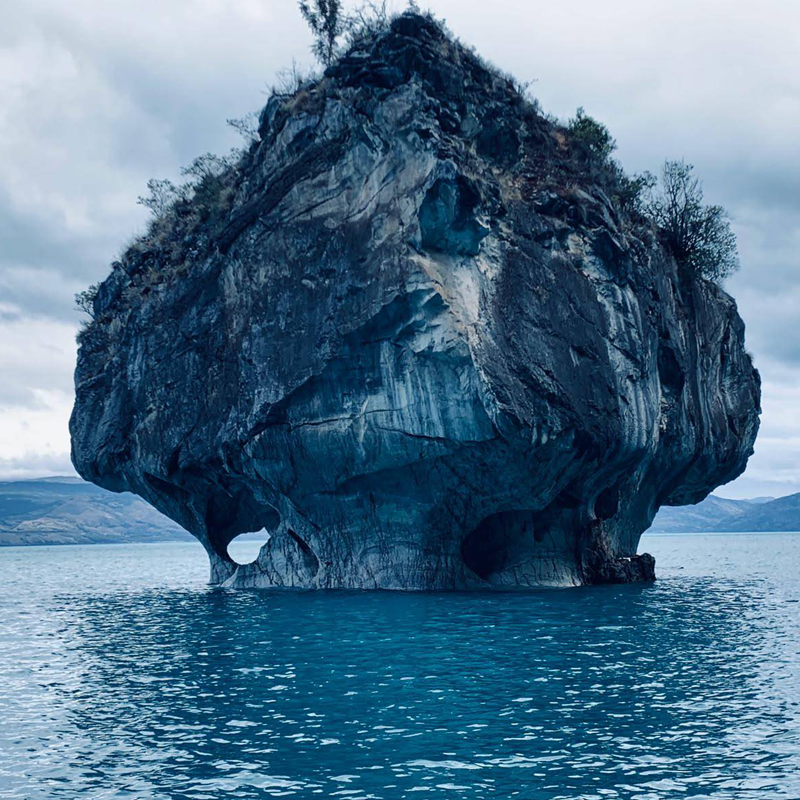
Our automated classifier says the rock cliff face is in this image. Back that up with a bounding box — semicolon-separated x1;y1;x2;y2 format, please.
71;14;761;589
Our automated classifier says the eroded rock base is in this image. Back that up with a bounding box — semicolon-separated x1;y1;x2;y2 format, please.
210;532;656;591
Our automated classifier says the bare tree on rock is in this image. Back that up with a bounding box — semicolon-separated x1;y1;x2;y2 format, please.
299;0;346;65
647;160;739;283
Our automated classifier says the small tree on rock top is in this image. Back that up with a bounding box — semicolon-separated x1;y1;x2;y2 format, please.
75;284;99;319
299;0;346;65
647;160;739;283
568;107;616;163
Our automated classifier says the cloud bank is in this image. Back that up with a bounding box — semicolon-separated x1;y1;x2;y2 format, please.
1;0;798;498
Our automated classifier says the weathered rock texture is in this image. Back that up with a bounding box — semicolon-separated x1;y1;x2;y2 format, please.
71;14;761;589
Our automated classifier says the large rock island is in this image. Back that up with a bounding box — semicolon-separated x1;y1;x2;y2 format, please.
71;13;760;589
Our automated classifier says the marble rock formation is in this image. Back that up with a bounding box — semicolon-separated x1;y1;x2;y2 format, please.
71;14;761;589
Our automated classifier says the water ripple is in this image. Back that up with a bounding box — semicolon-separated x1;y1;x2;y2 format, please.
0;534;798;798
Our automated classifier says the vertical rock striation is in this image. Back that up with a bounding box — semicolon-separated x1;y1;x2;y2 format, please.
70;14;761;589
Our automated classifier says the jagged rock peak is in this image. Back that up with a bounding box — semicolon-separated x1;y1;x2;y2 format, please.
71;12;760;589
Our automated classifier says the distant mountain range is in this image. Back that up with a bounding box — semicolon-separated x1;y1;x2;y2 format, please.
1;477;798;546
0;477;191;546
649;492;800;533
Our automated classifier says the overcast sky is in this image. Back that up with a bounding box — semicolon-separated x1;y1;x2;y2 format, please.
1;0;798;499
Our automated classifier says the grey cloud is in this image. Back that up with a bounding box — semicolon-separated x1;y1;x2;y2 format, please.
0;0;314;324
0;263;86;325
0;312;76;409
0;452;76;481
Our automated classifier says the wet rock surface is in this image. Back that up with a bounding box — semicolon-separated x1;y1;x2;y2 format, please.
71;14;760;589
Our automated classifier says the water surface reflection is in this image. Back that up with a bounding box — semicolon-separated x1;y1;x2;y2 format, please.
0;534;798;798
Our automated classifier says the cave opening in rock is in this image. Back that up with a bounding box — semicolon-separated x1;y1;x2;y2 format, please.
201;489;280;567
461;510;538;582
227;528;272;566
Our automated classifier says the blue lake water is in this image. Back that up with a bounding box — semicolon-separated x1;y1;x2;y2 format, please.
1;534;799;799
